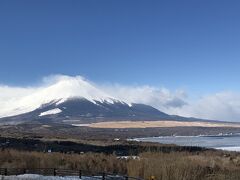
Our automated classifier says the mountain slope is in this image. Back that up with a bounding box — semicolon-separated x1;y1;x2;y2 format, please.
0;97;178;124
0;76;207;125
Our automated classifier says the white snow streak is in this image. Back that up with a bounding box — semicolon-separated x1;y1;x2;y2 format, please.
39;108;62;116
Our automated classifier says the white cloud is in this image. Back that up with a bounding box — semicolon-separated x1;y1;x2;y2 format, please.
102;85;240;122
0;75;240;122
101;84;187;111
170;92;240;122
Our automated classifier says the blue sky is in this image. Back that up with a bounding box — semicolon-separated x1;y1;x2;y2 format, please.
0;0;240;95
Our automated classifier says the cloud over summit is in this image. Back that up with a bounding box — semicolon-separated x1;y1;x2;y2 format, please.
0;75;240;122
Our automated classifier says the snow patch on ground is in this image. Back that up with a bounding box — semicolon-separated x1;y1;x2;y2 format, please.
39;108;62;116
0;174;96;180
215;146;240;152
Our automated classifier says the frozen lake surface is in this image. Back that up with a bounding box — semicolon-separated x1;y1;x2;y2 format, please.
134;134;240;151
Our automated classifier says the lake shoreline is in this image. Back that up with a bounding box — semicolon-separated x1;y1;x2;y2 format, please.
133;134;240;152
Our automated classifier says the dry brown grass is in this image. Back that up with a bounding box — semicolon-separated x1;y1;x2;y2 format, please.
127;151;240;180
0;149;127;174
1;149;240;179
72;120;240;129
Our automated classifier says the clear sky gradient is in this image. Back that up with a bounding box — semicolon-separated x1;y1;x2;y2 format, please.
0;0;240;94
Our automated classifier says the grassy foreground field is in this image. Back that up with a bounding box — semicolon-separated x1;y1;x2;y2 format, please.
1;148;240;180
2;123;240;179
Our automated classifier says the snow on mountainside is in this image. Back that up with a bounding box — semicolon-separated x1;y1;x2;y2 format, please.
0;76;122;118
39;108;62;116
0;96;201;125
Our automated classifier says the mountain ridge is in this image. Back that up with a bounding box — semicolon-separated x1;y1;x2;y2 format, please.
0;97;211;125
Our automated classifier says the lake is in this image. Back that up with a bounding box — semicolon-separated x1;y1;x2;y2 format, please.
134;134;240;151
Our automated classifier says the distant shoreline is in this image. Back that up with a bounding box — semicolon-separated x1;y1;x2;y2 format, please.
72;120;240;129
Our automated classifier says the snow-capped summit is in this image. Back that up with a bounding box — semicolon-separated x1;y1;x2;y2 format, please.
36;75;117;105
0;75;120;118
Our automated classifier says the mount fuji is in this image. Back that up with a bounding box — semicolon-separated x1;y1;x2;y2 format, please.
0;76;201;125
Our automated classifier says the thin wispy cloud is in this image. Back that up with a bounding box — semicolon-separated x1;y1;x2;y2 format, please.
0;75;240;122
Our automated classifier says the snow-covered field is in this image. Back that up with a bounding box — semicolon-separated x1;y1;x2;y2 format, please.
215;146;240;151
0;174;98;180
